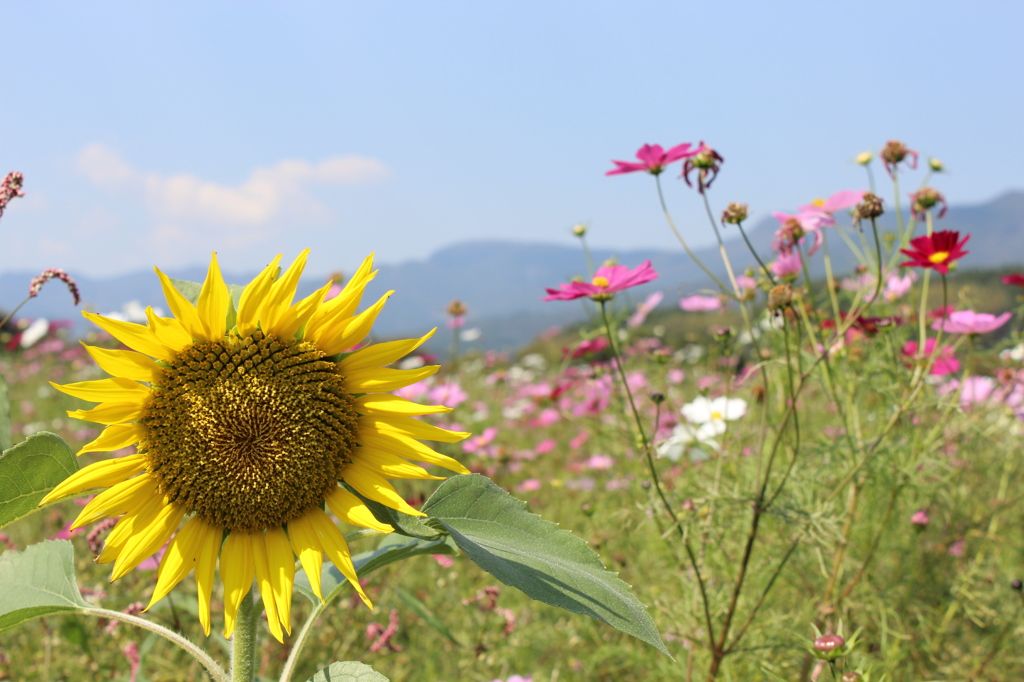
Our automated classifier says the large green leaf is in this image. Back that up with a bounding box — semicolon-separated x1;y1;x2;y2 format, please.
421;474;671;657
342;483;446;540
0;432;78;529
294;533;456;604
0;540;87;631
305;662;388;682
0;374;12;451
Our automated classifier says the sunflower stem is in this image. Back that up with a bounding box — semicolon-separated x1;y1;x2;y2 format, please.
230;588;259;682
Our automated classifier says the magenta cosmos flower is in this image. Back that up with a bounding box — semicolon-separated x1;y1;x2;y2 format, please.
544;261;658;301
606;143;701;176
679;295;722;312
931;310;1012;335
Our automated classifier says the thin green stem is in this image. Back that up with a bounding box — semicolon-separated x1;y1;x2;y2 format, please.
82;607;229;682
0;295;31;330
736;220;776;284
700;190;742;297
654;175;732;294
578;234;595;277
230;588;259;682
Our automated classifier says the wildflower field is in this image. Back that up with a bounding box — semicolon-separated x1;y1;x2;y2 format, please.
1;141;1024;682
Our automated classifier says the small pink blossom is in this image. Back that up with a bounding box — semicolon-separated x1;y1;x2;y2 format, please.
544;261;658;302
462;427;498;454
516;478;542;493
122;641;141;682
432;554;455;568
882;272;915;301
931;310;1012;335
736;275;757;298
901;338;959;376
680;295;722;312
366;610;402;653
569;430;590;449
911;509;930;526
628;291;664;328
797;189;866;215
947;538;965;557
667;368;685;384
939;376;996;407
447;315;465;329
606;143;701;176
771;252;803;279
584;454;614;470
534;438;556;454
532;408;560;427
394;380;430;400
428;382;468;408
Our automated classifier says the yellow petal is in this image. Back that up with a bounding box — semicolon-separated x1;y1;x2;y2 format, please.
288;513;323;603
266;527;295;634
360;415;470;443
308;508;371;609
68;401;145;426
344;365;439;393
146;515;208;610
77;423;147;456
352;448;441;480
221;532;255;639
316;291;392;356
110;499;185;581
325;487;393;533
72;473;157;529
358;431;469;475
305;255;377;341
342;463;426;517
197;252;230;341
355;394;450;417
81;343;163;383
250;532;285;642
269;280;331;340
236;255;282;337
40;454;148;505
82;311;175;363
195;520;222;636
97;493;165;565
52;377;150;404
339;330;435;375
154;267;206;341
260;250;310;333
146;307;192;352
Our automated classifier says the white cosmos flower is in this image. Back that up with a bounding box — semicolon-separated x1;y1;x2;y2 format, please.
680;396;747;436
657;423;719;462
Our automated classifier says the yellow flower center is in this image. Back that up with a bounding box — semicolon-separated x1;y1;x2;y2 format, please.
141;330;358;533
592;276;610;288
928;251;949;264
710;411;723;421
810;198;826;208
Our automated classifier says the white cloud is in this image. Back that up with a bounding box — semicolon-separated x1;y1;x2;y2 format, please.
76;144;390;227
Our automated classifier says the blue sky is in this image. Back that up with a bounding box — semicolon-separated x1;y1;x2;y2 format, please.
3;1;1022;278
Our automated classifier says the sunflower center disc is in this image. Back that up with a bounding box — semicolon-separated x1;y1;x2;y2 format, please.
141;331;358;533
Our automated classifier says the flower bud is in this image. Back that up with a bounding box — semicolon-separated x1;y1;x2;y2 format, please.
572;224;587;237
768;284;793;311
855;151;873;166
852;192;884;227
721;202;749;225
650;392;666;405
1012;579;1023;591
910;187;947;219
840;673;863;682
929;157;945;172
446;299;468;317
329;271;345;284
813;633;846;659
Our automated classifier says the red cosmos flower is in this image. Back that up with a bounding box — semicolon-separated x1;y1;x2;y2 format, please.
899;230;970;275
1002;274;1024;287
606;143;701;176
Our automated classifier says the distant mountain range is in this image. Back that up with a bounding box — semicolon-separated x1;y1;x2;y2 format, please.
5;190;1023;351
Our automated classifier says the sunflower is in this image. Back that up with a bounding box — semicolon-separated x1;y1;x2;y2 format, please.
41;250;469;642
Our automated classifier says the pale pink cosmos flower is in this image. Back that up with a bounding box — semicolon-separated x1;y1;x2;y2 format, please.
736;275;757;298
770;252;803;279
939;376;996;408
585;454;615;470
534;438;557;454
628;291;664;328
394;380;430;400
771;212;831;255
882;272;915;301
931;310;1012;335
516;479;542;493
428;381;468;408
606;143;701;176
667;368;685;384
911;509;930;526
462;427;498;454
544;261;658;301
797;189;866;216
680;295;722;312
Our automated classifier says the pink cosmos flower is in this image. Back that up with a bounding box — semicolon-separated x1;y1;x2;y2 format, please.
606;143;701;176
680;295;722;312
882;272;915;301
771;212;831;255
544;261;658;301
770;252;803;279
534;438;556;454
463;427;498;454
667;368;685;384
428;381;468;408
736;275;757;298
516;479;542;493
939;376;996;408
628;291;664;328
584;454;615;470
910;509;930;526
797;189;866;216
931;310;1012;335
901;338;960;375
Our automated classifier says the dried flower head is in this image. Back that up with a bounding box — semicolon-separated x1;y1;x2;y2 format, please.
446;299;468;317
29;268;81;306
682;143;723;194
880;140;919;178
721;202;749;225
768;284;793;310
852;192;884;227
910;187;947;219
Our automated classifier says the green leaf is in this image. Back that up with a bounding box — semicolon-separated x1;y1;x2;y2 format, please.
342;483;446;540
0;432;78;529
305;661;388;682
421;474;671;657
0;540;87;631
395;587;461;647
0;374;12;452
294;533;456;604
168;278;202;304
